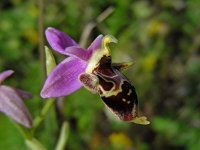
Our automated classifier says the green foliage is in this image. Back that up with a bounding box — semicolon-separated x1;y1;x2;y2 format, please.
152;117;200;150
0;0;200;150
0;117;26;150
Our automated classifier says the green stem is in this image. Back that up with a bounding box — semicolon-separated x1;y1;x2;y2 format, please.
38;0;46;78
14;123;32;140
32;98;56;132
15;123;47;150
26;138;47;150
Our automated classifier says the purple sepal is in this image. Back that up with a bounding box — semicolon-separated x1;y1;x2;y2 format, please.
45;27;78;55
65;46;89;61
87;34;103;55
0;70;14;84
41;57;87;98
0;85;32;128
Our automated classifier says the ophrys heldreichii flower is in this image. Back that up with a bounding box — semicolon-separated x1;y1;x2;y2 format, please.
41;28;150;125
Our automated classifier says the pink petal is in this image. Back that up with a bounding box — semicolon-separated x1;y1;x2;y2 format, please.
0;85;32;128
41;57;87;98
64;46;90;61
45;27;78;55
0;70;14;84
87;35;103;55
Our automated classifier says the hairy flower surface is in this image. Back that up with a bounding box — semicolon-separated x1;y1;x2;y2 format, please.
40;27;103;98
0;70;32;128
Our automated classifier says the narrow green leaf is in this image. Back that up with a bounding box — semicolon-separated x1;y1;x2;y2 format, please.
25;138;47;150
55;121;69;150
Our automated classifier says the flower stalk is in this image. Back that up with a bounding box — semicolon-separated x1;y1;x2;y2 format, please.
33;46;57;131
55;121;69;150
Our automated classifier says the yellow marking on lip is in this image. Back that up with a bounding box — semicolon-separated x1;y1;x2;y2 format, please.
97;71;126;98
99;79;125;98
122;98;126;102
127;89;132;96
97;72;116;92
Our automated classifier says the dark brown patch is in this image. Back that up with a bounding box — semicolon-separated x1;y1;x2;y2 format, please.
101;81;138;121
96;67;115;77
98;75;114;91
99;55;111;66
94;55;116;77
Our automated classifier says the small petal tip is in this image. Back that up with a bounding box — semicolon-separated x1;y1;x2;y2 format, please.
0;70;14;84
103;35;118;45
131;116;150;125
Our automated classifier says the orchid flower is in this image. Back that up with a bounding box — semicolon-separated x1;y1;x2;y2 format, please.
40;27;103;98
0;70;32;128
41;27;149;125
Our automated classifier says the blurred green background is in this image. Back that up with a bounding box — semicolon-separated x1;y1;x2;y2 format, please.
0;0;200;150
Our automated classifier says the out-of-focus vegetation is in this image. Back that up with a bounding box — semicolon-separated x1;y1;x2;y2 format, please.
0;0;200;150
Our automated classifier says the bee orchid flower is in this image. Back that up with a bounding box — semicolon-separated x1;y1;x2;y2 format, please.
0;70;32;128
41;27;150;125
